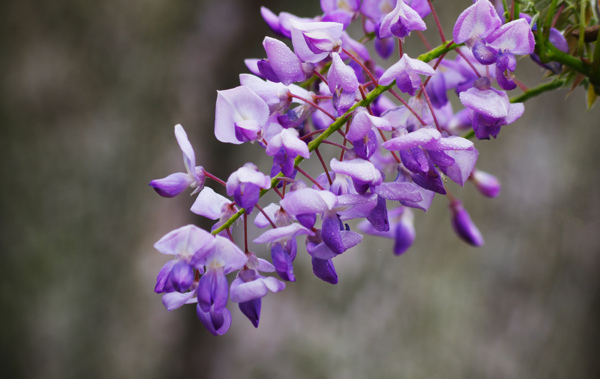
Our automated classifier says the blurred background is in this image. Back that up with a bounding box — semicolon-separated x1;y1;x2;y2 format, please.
1;0;599;378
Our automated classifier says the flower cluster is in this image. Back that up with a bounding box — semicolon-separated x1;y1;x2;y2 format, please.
147;0;573;336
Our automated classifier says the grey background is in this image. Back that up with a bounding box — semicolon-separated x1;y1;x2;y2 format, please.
1;0;599;378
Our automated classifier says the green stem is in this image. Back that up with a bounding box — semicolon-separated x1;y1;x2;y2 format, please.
510;79;566;103
418;41;458;63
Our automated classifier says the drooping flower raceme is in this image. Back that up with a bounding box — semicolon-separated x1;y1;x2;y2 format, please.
148;0;555;336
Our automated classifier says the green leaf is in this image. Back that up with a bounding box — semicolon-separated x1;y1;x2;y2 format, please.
587;84;598;109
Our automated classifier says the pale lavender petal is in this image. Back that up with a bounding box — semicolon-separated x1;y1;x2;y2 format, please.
440;148;479;186
162;290;197;311
244;59;261;76
472;169;501;198
149;172;193;198
290;20;344;63
154;224;215;260
382;128;440;151
453;0;502;45
486;18;535;55
263;37;312;85
279;188;337;216
230;277;269;303
174;124;196;178
254;203;280;228
328;52;359;94
214;86;270;145
330;158;383;186
374;182;423;202
191;187;231;219
253;223;315;244
257;258;276;272
379;0;427;39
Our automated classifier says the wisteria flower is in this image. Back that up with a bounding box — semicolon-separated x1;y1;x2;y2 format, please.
226;163;271;213
230;257;285;327
328;52;359;114
259;37;315;85
214;86;270;144
379;54;435;96
290;19;344;63
379;0;427;40
459;77;524;139
154;224;216;294
149;124;205;198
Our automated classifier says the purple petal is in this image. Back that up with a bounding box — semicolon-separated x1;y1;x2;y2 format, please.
174;124;197;178
191;187;231;219
439;148;479;186
311;257;338;284
382;128;440;151
263;37;312;85
486;18;535;56
162;290;197;311
271;242;296;281
169;260;195;292
196;307;232;336
154;224;216;259
155;260;176;293
393;209;416;255
366;195;389;232
279;188;337;216
471;169;501;198
322;213;345;255
149;172;193;198
290;20;343;63
330;158;383;186
379;0;427;39
253;223;314;244
450;200;484;246
214;86;270;145
453;0;502;45
374;182;423;203
239;299;261;328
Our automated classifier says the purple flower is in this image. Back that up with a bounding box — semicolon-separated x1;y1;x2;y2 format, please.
330;157;383;194
290;20;344;63
154;225;216;294
194;235;247;335
214;86;270;145
327;52;359;114
279;187;337;228
149;124;205;198
453;0;502;46
459;77;524;139
265;128;310;177
226;163;271;213
379;0;426;40
254;223;315;281
260;37;315;85
230;258;285;327
379;54;435;96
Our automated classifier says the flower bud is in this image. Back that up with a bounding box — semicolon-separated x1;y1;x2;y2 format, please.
449;200;484;246
471;169;501;198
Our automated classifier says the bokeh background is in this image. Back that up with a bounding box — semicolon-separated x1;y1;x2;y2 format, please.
2;0;599;378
